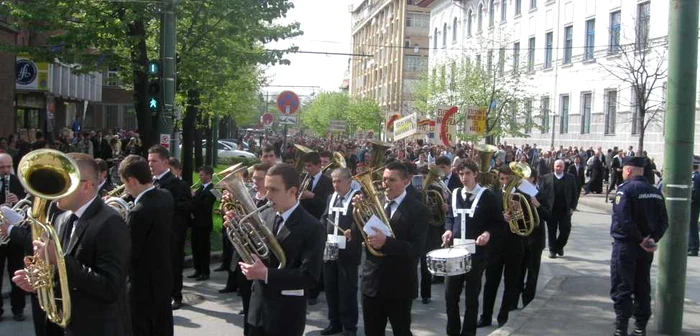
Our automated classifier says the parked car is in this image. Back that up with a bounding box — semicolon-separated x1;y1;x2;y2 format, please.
220;138;249;151
179;140;256;159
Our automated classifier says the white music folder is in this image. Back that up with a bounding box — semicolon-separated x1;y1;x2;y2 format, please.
364;215;392;238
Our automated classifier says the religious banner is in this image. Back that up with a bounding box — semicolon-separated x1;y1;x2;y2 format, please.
465;106;487;136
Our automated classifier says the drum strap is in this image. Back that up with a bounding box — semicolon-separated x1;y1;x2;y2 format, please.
329;189;357;240
452;186;486;238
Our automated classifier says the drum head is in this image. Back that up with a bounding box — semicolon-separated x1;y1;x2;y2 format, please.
427;248;470;258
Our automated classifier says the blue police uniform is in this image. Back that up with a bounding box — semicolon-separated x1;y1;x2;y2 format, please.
610;167;668;335
688;170;700;255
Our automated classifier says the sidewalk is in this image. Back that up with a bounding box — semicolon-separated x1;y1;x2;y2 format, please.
576;191;613;215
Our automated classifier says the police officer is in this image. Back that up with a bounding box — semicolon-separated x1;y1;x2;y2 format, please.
610;156;668;336
688;160;700;257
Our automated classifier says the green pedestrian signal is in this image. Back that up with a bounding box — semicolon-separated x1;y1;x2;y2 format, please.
147;60;161;76
149;97;159;111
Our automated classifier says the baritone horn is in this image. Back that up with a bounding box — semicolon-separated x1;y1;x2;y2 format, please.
217;167;286;268
473;144;499;187
17;149;80;328
352;170;394;257
502;162;539;237
423;166;449;226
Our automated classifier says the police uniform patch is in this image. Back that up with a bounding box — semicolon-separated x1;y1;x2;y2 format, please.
615;195;621;204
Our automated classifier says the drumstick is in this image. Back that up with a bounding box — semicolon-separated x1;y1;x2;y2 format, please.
326;218;348;235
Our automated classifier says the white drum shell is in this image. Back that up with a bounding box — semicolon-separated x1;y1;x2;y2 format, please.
426;248;472;276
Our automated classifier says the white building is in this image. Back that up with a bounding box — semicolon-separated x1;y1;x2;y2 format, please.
420;0;700;167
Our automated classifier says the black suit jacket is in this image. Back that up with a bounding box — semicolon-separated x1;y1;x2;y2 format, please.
155;171;192;230
539;173;579;213
300;173;333;219
55;198;132;336
445;172;463;191
191;183;216;230
321;191;362;265
127;188;173;304
98;179;115;197
405;183;423;203
0;174;26;205
247;205;325;336
567;164;585;189
361;194;429;300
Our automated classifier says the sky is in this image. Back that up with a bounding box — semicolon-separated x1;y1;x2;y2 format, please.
263;0;353;100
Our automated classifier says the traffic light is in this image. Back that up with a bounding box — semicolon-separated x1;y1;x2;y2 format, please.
146;59;162;115
147;60;161;76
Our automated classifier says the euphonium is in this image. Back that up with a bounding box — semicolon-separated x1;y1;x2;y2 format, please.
365;139;393;191
351;170;394;257
104;197;133;221
502;162;539;237
217;166;286;268
0;195;33;245
473;144;499;187
423;166;449;227
17;149;80;328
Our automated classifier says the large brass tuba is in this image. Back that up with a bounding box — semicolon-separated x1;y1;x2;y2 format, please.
17;149;81;328
217;166;287;268
473;144;499;187
502;162;540;237
422;166;449;227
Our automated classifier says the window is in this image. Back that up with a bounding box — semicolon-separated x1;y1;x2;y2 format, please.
478;4;483;31
527;37;535;72
525;99;533;133
581;92;592;134
530;0;536;10
433;27;438;49
544;32;553;69
515;0;522;15
104;68;121;86
443;23;447;47
501;0;507;22
636;2;650;50
468;10;473;36
609;11;621;54
541;96;550;133
560;95;570;133
563;25;573;64
476;54;482;69
631;86;640;134
498;47;506;76
605;90;617;135
453;17;458;43
487;50;494;72
404;55;427;72
449;61;457;90
585;19;595;60
406;13;430;28
513;42;520;73
489;0;495;27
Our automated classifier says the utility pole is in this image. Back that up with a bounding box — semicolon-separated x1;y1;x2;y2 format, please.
657;0;698;334
158;0;177;153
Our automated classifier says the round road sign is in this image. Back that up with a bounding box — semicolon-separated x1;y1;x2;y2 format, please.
261;112;274;125
277;91;300;115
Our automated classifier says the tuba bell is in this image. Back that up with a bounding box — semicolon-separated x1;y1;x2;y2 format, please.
217;166;286;268
502;162;540;237
422;166;449;227
473;144;499;187
17;149;81;328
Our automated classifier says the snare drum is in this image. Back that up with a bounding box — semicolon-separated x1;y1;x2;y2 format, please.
323;242;339;261
426;248;472;276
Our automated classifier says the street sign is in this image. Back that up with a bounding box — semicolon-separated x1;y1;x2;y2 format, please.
277;91;300;115
279;114;297;125
160;133;171;149
261;112;274;125
329;119;347;132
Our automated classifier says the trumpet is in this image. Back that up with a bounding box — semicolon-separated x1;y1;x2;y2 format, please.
502;162;540;237
299;151;346;199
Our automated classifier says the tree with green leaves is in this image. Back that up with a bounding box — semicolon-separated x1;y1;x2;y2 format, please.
298;92;381;136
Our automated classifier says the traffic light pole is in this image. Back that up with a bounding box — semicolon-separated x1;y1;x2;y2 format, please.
657;0;699;334
158;0;177;153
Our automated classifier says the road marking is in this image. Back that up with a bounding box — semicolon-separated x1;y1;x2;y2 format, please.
666;184;690;189
665;197;689;201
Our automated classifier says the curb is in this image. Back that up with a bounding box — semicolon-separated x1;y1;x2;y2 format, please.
487;276;566;336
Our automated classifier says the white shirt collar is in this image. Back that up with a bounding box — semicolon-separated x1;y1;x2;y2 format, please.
554;172;564;179
386;189;407;208
311;171;322;188
98;180;106;191
277;201;300;224
73;195;98;219
201;182;212;189
154;169;170;180
134;186;155;205
461;184;482;199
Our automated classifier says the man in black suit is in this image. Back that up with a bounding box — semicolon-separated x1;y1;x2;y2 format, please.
0;153;27;321
520;170;551;308
319;168;362;336
236;163;325;336
567;155;585;196
148;145;193;310
13;153;132;336
353;161;429;336
120;154;174;336
436;155;463;191
442;160;499;336
540;159;578;258
189;165;216;281
95;158;114;197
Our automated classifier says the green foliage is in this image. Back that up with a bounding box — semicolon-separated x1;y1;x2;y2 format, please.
298;92;382;136
217;156;261;167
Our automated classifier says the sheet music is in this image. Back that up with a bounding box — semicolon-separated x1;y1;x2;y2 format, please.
364;215;392;237
0;205;23;225
518;179;539;197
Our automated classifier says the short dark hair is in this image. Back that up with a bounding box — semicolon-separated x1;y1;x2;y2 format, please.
499;165;513;176
168;157;181;170
417;165;429;175
319;150;332;159
69;152;99;185
435;156;451;166
402;160;417;175
262;145;275;154
266;163;300;190
198;165;214;176
385;160;408;179
302;152;321;165
148;145;170;160
94;158;108;173
252;163;271;173
457;160;480;174
119;155;152;184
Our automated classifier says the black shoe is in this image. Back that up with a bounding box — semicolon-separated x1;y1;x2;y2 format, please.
218;287;236;293
421;297;431;304
13;313;25;322
629;328;646;336
308;298;319;306
171;300;182;310
196;274;210;281
557;249;564;257
213;266;229;272
548;251;557;259
476;317;492;328
238;310;245;315
688;251;699;257
187;272;201;279
613;329;627;336
320;324;342;335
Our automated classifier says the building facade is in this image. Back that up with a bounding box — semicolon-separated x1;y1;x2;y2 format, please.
422;0;700;167
349;0;431;124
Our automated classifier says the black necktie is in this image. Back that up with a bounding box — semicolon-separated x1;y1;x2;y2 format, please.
63;214;79;246
307;175;315;191
272;215;283;235
334;196;344;208
384;200;395;220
